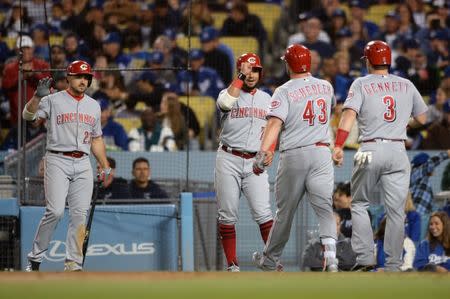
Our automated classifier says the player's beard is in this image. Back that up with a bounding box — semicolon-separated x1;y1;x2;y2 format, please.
242;79;258;93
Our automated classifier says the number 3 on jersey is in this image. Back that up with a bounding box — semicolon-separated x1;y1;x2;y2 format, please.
302;98;328;126
383;95;396;122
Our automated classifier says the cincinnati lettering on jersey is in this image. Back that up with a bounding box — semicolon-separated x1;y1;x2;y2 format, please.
288;84;332;102
56;112;95;126
230;107;267;120
363;81;408;95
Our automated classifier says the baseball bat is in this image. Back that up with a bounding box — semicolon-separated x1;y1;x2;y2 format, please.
82;180;101;267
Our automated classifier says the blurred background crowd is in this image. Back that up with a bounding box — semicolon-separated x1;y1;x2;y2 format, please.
0;0;449;152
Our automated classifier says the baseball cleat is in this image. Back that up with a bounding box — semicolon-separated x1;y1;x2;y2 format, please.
351;264;376;272
252;251;284;272
226;263;240;272
24;260;40;272
64;261;82;272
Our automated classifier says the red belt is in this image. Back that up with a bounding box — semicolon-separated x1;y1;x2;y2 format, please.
362;138;404;143
221;145;257;159
49;150;87;158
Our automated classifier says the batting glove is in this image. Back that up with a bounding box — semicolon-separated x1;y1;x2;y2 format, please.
98;167;112;185
35;77;53;98
253;152;266;175
354;151;372;167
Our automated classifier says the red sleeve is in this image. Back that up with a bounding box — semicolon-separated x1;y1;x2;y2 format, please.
2;62;19;89
33;60;51;80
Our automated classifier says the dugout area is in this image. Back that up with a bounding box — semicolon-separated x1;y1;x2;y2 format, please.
0;272;449;299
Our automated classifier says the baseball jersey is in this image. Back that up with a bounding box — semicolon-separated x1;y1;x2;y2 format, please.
268;76;335;151
36;90;102;154
218;89;271;152
343;74;428;141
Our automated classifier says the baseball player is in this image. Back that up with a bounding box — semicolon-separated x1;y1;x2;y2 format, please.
215;53;275;272
332;40;428;272
252;44;338;272
22;60;110;272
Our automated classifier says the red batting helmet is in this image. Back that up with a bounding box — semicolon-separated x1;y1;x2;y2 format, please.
66;60;93;86
281;44;311;73
236;52;263;72
362;40;391;66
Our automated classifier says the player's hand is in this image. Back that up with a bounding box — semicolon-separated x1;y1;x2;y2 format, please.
240;61;252;76
332;147;344;167
98;167;112;186
253;151;266;175
35;77;53;98
264;151;274;167
354;151;372;167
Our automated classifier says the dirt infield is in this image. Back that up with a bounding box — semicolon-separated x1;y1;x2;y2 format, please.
0;272;449;299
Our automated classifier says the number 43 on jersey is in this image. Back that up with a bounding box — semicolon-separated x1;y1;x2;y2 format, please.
302;98;328;126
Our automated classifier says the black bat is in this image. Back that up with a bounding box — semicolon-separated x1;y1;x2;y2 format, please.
82;180;101;267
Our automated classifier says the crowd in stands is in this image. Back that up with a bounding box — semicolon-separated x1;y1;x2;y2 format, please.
301;175;449;272
0;0;448;151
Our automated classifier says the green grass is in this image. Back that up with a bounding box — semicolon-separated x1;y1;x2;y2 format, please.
0;272;449;299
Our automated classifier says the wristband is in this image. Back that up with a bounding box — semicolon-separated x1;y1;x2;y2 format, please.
334;129;349;148
231;78;244;89
237;72;246;81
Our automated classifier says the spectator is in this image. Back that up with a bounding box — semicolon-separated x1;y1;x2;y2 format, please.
420;101;450;149
129;157;169;200
333;51;354;103
2;35;50;127
181;0;213;36
162;28;188;68
149;0;180;45
409;49;441;97
348;0;379;40
426;29;449;72
410;150;450;215
176;49;224;99
405;193;422;245
63;33;90;64
159;92;200;151
396;3;420;37
200;26;233;86
287;12;331;48
302;17;335;59
379;11;401;48
221;1;267;51
152;35;178;84
413;211;450;272
132;71;166;112
375;216;416;272
407;0;427;28
0;118;46;150
394;38;421;78
103;0;140;26
128;107;177;152
30;24;50;62
115;93;141;119
333;182;353;238
98;98;129;151
325;8;348;43
301;212;357;271
97;156;130;201
3;3;32;38
102;32;131;69
49;45;67;86
427;85;450;124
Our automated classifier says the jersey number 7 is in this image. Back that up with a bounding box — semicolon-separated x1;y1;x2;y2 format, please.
302;98;327;126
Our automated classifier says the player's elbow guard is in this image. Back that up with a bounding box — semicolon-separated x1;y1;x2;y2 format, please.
22;105;36;121
217;92;238;111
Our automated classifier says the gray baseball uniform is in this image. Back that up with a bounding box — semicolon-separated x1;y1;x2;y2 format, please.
343;74;428;271
27;90;102;271
259;76;337;270
215;88;273;226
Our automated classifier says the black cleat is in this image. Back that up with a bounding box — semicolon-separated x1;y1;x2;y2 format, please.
25;260;40;272
351;264;376;272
